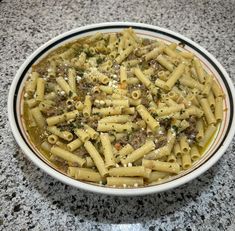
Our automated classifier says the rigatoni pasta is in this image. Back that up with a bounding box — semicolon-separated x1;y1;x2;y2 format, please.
22;28;224;188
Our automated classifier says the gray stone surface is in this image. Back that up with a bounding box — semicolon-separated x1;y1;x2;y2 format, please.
0;0;235;230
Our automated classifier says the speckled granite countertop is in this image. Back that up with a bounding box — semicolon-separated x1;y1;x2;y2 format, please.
0;0;235;230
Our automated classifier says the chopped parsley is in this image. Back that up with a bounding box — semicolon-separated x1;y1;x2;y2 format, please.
171;125;179;133
68;91;73;97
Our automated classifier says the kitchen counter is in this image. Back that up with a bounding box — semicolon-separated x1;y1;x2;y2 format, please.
0;0;234;230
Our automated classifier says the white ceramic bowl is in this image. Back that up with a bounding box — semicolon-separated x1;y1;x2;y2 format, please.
8;22;235;196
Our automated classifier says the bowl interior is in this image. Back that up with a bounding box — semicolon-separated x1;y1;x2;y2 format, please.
9;23;235;195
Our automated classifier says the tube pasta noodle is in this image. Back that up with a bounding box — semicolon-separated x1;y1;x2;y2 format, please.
179;135;190;153
95;99;129;108
39;100;55;113
68;68;77;93
51;146;85;167
190;145;200;161
67;138;83;152
180;51;194;59
147;171;171;183
182;152;192;169
47;126;73;141
134;67;158;95
92;107;122;116
144;44;165;61
92;70;110;84
55;140;67;149
30;107;46;128
74;128;90;142
48;60;56;77
208;91;216;109
83;95;92;118
41;141;52;152
142;159;180;174
193;57;205;83
144;130;176;160
152;104;185;117
86;156;95;168
127;77;139;85
99;115;130;123
56;77;76;98
68;167;101;181
84;124;99;140
47;134;58;144
22;28;224;188
75;101;84;111
100;133;116;168
198;124;217;147
25;72;39;93
67;167;96;177
99;85;113;94
115;46;134;64
131;90;141;99
120;66;127;84
212;80;224;97
107;177;144;187
163;46;179;58
167;154;177;163
200;98;216;124
46;110;79;126
156;54;174;72
179;76;204;91
36;78;45;102
157;70;169;81
26;107;36;127
165;63;185;90
215;97;223;121
173;143;181;157
109;166;150;178
136;105;159;132
122;107;135;115
129;98;141;106
202;74;213;96
84;141;108;177
196;119;204;141
121;140;155;165
26;98;38;108
97;122;133;133
155;79;167;90
116;144;134;161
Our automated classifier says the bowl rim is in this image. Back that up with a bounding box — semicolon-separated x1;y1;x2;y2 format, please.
8;22;235;196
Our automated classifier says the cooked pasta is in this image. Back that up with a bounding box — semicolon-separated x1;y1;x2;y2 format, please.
22;28;223;188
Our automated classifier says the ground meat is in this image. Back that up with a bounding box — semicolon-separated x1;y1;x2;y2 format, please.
57;122;75;133
184;116;198;140
73;146;87;157
54;94;67;104
154;137;167;149
57;64;69;77
142;39;152;46
44;108;57;117
90;92;106;102
44;106;64;117
127;53;138;60
128;130;148;149
79;79;93;91
149;60;160;69
141;96;149;107
140;89;149;107
87;115;101;130
33;62;49;77
159;118;172;130
112;62;120;72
